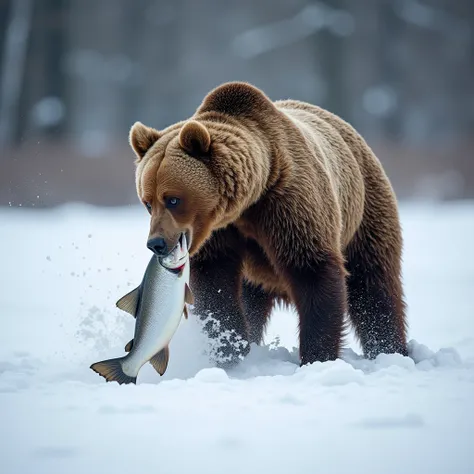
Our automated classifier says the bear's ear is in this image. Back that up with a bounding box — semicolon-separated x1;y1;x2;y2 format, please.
129;121;161;160
179;121;211;156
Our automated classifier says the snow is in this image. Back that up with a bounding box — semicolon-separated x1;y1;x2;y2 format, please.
1;201;473;474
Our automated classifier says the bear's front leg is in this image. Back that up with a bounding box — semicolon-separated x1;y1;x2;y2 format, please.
190;229;250;368
286;255;347;365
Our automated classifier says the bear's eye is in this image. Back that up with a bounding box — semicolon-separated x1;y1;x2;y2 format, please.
165;197;181;209
144;201;152;214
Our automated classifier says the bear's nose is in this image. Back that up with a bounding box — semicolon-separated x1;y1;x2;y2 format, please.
147;237;168;256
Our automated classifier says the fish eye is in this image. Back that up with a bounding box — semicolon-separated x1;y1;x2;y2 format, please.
165;197;181;209
144;201;152;214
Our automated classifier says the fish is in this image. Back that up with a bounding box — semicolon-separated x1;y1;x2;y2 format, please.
90;233;194;385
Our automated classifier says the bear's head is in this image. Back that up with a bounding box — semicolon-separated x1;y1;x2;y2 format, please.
129;82;278;257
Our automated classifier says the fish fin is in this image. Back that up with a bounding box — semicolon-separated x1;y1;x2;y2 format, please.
124;339;134;353
184;283;195;305
183;305;188;319
149;346;170;376
116;286;140;317
116;286;140;316
90;357;136;385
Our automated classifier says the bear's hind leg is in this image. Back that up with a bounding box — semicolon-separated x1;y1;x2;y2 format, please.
241;281;274;345
346;222;408;359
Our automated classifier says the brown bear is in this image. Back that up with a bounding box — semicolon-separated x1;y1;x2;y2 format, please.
129;82;408;367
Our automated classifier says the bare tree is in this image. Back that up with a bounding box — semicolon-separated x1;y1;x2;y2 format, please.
0;0;33;149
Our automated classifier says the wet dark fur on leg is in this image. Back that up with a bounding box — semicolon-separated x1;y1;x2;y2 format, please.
286;255;348;365
241;281;274;344
190;229;250;368
346;229;408;359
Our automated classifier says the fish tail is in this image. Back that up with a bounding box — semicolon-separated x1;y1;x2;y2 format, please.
90;357;137;385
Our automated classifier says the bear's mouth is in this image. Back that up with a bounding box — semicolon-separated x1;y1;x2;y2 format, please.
160;232;190;270
168;232;191;255
177;231;191;252
169;233;188;256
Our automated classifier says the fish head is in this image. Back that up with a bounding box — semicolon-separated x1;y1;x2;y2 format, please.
159;233;189;270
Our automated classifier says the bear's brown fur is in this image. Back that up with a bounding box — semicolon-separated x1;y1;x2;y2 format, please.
129;82;408;366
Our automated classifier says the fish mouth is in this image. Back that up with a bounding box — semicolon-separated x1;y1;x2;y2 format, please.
159;232;190;270
171;231;192;253
183;230;192;251
175;231;191;254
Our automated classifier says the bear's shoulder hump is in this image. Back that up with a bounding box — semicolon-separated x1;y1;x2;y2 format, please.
198;82;275;119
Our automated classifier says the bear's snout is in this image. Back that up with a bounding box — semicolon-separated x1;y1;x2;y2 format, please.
147;237;168;256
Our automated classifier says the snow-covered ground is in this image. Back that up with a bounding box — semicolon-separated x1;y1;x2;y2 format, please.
1;201;473;474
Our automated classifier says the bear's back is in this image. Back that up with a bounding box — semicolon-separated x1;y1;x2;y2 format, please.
275;100;365;249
